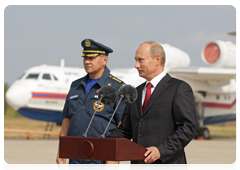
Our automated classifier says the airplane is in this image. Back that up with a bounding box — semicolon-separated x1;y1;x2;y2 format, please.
5;40;236;139
167;40;236;139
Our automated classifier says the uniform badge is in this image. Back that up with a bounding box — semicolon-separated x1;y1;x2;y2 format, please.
108;83;112;86
70;95;78;99
94;90;99;98
85;39;91;47
93;100;104;112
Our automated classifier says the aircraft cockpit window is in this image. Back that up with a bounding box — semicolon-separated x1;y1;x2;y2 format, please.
26;73;39;79
53;75;58;81
42;74;51;80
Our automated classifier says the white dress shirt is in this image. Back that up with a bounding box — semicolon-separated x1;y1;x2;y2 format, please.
142;71;166;105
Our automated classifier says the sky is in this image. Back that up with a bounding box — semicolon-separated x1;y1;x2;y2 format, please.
3;5;236;85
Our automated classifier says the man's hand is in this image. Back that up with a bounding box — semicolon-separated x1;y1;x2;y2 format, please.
144;146;161;164
56;156;66;164
106;161;118;170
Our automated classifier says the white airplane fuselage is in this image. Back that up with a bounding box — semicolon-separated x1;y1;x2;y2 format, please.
6;64;85;123
5;41;236;126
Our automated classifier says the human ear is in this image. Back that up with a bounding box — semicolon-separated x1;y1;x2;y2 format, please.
103;56;108;66
155;55;161;66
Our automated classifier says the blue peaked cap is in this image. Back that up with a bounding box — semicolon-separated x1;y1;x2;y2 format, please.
81;39;113;57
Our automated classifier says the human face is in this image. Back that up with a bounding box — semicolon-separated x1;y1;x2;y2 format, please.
83;55;108;79
134;44;159;81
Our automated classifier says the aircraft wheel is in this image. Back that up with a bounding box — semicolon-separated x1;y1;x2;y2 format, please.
194;127;211;139
199;127;210;139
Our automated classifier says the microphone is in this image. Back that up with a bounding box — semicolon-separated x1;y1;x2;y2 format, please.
117;84;138;104
101;85;138;138
83;85;117;137
98;85;118;105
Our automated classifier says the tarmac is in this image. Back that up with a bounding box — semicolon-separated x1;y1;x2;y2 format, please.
4;137;236;164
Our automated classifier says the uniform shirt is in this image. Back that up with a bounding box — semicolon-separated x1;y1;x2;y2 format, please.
62;66;125;138
142;70;166;104
86;77;100;98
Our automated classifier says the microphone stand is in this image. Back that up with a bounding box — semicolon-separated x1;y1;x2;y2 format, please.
101;95;124;138
101;95;124;170
83;95;103;137
83;95;104;164
81;85;136;163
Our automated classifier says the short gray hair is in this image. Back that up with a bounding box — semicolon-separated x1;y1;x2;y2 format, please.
140;41;165;67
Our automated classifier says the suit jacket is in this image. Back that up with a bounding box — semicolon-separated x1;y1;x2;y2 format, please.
108;73;197;164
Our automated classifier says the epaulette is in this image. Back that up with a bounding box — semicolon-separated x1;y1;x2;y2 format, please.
108;75;123;84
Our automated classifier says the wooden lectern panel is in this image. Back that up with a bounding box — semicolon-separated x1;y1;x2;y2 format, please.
59;136;147;161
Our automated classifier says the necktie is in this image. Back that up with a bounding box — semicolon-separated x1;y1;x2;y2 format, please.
142;82;152;113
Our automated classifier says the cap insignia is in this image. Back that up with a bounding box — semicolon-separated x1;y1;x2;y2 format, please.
85;39;91;47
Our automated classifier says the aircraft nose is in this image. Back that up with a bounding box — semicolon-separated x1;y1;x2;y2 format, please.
5;85;32;110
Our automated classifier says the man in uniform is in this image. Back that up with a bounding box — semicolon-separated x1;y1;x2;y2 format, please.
56;39;125;164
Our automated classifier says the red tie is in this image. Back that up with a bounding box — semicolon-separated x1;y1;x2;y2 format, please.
142;82;152;113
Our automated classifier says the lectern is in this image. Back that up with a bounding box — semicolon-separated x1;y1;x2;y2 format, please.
59;136;147;161
59;85;145;162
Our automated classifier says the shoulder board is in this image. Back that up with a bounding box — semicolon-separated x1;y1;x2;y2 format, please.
108;75;123;84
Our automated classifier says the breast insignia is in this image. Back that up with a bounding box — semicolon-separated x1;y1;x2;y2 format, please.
93;100;104;112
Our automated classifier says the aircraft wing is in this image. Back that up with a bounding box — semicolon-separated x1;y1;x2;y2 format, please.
168;67;236;82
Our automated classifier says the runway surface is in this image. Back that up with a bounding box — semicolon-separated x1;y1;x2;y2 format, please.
4;137;236;164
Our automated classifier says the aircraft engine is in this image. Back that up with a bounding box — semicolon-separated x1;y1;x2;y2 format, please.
161;43;191;69
201;40;236;68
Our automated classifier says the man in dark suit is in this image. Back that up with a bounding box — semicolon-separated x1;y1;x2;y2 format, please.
107;41;197;164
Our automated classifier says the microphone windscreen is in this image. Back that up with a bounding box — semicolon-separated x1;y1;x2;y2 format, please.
98;85;117;105
118;85;138;104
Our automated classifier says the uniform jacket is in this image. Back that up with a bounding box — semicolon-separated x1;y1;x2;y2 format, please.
109;73;197;164
62;67;125;164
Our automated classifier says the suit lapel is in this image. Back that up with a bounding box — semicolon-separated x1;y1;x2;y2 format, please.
136;83;145;117
142;74;171;116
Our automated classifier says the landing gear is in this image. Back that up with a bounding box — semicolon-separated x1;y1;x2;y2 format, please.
194;127;211;139
43;122;54;139
194;92;211;140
